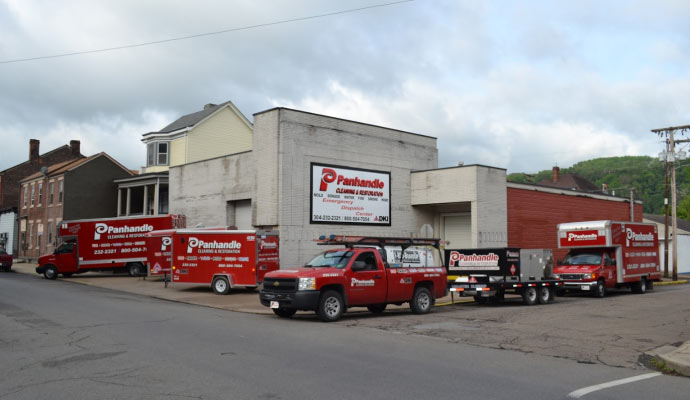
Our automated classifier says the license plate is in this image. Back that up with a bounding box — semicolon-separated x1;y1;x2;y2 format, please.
582;286;590;291
270;301;279;309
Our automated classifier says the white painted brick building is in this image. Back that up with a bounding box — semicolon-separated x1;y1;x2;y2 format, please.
170;107;507;267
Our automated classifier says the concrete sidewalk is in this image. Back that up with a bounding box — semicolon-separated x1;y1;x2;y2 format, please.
6;261;690;377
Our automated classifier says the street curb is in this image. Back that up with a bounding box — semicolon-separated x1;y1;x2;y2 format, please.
655;280;688;286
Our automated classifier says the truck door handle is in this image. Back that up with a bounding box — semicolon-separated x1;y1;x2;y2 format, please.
374;275;382;279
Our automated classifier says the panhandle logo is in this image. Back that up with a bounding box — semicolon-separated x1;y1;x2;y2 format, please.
187;237;242;253
626;228;654;242
319;167;386;192
567;233;598;242
351;278;375;287
260;241;278;250
448;252;499;267
94;222;154;240
161;237;172;251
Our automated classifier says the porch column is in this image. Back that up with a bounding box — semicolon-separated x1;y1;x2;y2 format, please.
153;179;160;216
117;188;122;217
143;185;149;215
126;188;131;216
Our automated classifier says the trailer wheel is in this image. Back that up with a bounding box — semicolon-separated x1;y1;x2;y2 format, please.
521;287;538;305
594;279;606;298
410;287;433;314
317;290;344;322
537;287;553;304
212;276;231;295
632;278;647;294
272;308;297;318
44;265;58;280
367;304;387;314
127;263;143;277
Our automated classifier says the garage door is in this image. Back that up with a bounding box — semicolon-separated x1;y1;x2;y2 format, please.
443;215;471;248
234;200;252;230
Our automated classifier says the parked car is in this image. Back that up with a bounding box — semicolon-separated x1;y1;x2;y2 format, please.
0;247;13;272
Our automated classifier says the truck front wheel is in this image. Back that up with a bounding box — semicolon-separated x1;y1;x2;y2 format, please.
594;279;606;298
410;287;433;314
317;290;344;322
212;276;231;295
44;265;58;280
272;308;297;318
522;287;538;305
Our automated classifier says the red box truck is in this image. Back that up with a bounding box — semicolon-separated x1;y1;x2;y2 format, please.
36;214;185;279
554;220;661;297
168;229;279;294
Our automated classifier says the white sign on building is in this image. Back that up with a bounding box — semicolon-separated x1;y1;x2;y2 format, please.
311;163;391;225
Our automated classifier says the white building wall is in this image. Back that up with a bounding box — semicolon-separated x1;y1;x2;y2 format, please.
254;108;438;267
0;210;17;256
659;235;690;274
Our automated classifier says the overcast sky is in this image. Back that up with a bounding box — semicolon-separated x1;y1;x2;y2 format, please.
1;0;689;174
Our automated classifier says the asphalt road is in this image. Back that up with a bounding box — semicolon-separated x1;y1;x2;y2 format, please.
1;272;688;400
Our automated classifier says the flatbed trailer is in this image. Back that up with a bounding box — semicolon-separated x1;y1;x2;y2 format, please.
446;248;563;305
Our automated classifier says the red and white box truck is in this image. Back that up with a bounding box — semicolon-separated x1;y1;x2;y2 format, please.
36;214;185;279
167;229;279;294
554;220;661;297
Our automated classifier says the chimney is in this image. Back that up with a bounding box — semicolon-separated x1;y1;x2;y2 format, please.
70;140;81;156
203;103;217;110
552;166;560;183
29;139;40;162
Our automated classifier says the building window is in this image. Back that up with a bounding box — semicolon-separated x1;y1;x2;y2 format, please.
23;185;28;207
49;182;54;204
37;232;42;251
58;180;63;203
38;183;43;205
30;184;35;206
47;222;53;245
147;141;170;166
28;224;33;249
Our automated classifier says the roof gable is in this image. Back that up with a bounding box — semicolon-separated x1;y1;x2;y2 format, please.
145;100;252;137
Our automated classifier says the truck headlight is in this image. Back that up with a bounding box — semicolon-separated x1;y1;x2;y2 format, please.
552;274;561;279
298;277;316;291
583;273;593;280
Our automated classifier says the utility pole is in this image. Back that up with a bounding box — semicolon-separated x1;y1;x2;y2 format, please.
629;188;635;221
664;138;670;278
652;125;690;282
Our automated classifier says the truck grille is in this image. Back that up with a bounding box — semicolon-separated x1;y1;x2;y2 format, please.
262;278;298;293
561;273;584;280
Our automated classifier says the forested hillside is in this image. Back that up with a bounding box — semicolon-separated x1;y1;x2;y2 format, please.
507;156;690;216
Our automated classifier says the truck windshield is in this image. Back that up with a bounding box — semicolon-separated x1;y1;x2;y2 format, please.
305;250;354;269
562;253;602;265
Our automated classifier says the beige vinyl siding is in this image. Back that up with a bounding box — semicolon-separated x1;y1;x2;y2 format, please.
169;137;186;167
186;107;252;163
143;165;169;173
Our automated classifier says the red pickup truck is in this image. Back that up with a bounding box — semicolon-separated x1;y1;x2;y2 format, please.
0;247;12;272
260;236;447;322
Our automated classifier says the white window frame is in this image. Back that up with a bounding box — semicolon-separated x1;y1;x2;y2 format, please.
147;141;170;166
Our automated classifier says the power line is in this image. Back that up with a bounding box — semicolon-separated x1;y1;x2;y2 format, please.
0;0;414;65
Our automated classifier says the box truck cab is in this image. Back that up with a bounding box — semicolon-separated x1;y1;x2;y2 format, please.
259;236;447;322
554;220;661;297
36;215;185;279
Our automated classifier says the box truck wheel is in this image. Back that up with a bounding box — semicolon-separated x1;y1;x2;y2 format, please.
272;308;297;318
317;290;344;322
410;286;432;314
127;263;144;277
212;276;230;295
44;265;58;280
521;287;538;305
594;279;606;298
632;278;647;294
537;287;553;304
